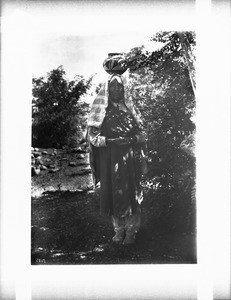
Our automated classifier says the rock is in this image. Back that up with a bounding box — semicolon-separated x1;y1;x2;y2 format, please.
77;169;92;175
34;147;39;152
36;161;43;166
49;168;60;173
70;148;79;153
53;150;57;155
84;168;92;174
75;189;86;193
71;147;86;154
50;153;55;156
77;162;89;167
31;147;34;151
48;164;56;169
40;165;47;170
32;167;40;176
42;151;48;155
69;162;77;167
77;154;85;159
33;151;42;158
61;157;68;161
31;153;34;159
35;157;43;165
87;190;95;194
45;158;51;162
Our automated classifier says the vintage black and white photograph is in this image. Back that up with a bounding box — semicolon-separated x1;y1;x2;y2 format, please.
31;26;196;265
1;0;231;299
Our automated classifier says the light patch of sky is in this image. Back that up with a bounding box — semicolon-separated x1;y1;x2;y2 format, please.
32;31;164;102
32;32;164;83
6;0;195;87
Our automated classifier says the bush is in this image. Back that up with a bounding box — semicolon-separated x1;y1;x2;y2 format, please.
126;31;196;191
32;66;92;148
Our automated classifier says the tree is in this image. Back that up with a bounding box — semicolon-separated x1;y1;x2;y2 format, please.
126;31;196;190
32;66;92;148
123;32;196;234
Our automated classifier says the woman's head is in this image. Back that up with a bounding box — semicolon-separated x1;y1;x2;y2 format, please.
88;74;141;128
108;75;125;104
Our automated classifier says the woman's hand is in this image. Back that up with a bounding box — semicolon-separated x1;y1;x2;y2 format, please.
135;134;146;144
107;137;133;147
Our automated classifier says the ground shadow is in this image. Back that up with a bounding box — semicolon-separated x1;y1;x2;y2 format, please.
31;187;196;265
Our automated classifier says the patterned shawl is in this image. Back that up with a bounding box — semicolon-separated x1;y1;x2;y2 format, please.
87;74;144;187
87;74;142;129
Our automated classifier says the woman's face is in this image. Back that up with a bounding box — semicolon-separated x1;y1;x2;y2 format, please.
108;78;124;103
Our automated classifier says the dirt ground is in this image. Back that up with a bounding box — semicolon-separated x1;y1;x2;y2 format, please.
31;147;197;265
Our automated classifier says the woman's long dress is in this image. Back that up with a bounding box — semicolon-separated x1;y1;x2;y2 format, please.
97;104;143;217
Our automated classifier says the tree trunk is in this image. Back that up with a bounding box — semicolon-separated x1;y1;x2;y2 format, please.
178;32;196;96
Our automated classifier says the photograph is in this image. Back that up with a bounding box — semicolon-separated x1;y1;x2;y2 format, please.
31;29;196;265
1;0;230;299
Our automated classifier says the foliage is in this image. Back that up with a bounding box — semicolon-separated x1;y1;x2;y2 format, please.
32;66;92;148
126;31;196;191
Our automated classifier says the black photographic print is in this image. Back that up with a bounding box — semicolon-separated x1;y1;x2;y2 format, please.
2;0;231;300
31;29;196;267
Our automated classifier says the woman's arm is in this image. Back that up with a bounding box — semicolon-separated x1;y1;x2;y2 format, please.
88;126;131;147
88;124;147;148
88;126;107;147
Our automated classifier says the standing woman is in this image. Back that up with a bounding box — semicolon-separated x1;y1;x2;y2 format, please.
87;54;147;245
